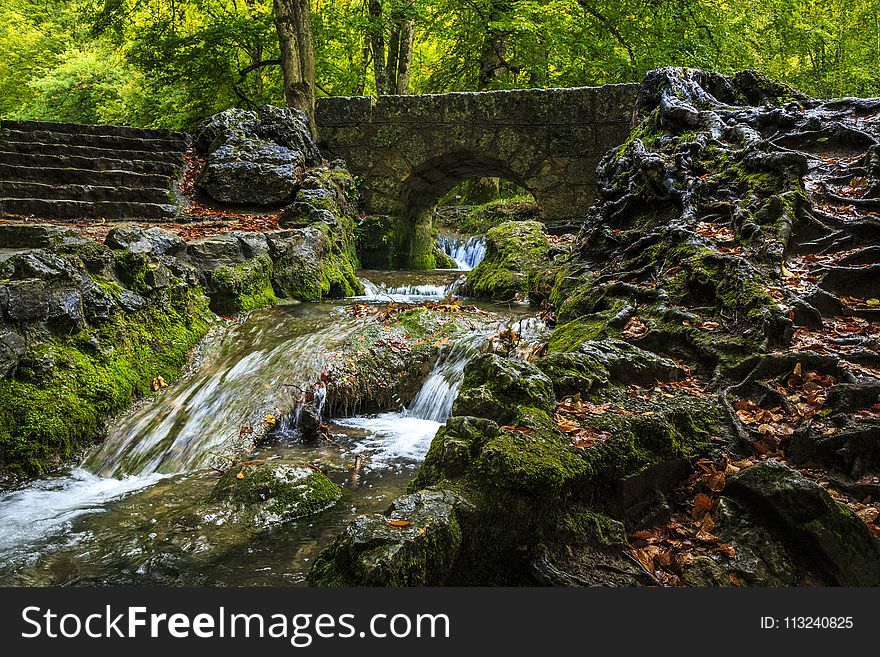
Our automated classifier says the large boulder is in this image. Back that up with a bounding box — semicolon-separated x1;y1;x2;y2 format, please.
727;459;880;586
194;105;322;206
197;137;303;206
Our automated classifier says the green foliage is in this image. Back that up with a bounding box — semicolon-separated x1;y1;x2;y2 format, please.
0;0;878;127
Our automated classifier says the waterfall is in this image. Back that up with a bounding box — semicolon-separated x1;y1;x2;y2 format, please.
334;332;486;466
407;335;484;422
85;309;363;478
357;278;459;302
436;234;487;271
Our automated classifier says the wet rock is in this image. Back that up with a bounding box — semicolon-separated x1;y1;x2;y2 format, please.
105;226;187;258
80;280;118;323
0;329;26;376
0;224;75;249
197;137;303;206
206;254;276;314
6;250;79;282
185;234;249;272
452;352;555;425
308;489;470;586
298;404;323;441
531;512;654;586
279;189;340;229
208;461;342;528
47;287;86;333
727;459;880;586
3;279;49;321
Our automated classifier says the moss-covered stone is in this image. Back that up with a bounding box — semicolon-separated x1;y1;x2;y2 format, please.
451;352;556;425
727;459;880;586
308;489;468;586
434;196;540;235
0;286;212;481
209;461;342;526
327;307;487;415
464;220;550;300
209;254;277;314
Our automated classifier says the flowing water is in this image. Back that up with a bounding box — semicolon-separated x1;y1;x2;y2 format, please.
436;234;487;271
0;269;537;586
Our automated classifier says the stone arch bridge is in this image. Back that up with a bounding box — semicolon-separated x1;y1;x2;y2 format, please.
316;84;639;267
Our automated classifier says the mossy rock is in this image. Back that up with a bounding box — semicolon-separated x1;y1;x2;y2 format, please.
209;461;342;527
0;286;212;482
451;352;556;425
308;489;469;586
208;254;277;314
727;459;880;586
464;220;550;301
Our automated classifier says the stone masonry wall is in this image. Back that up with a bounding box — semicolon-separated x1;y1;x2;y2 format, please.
315;84;639;224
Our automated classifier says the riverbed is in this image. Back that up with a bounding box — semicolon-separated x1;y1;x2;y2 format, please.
0;242;541;586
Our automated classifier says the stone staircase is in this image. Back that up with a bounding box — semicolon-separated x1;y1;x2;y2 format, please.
0;120;188;220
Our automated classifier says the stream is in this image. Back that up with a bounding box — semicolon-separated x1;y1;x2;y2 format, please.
0;235;534;586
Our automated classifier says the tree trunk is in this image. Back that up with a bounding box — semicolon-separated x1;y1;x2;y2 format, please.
368;0;389;95
478;2;513;90
272;0;317;135
371;1;415;95
394;13;415;94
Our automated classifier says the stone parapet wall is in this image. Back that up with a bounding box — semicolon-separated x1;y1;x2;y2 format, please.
315;84;639;224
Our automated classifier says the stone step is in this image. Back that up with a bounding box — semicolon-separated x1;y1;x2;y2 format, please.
0;128;187;153
0;150;180;176
0;119;187;145
0;140;185;164
0;181;175;205
0;198;177;220
0;163;174;189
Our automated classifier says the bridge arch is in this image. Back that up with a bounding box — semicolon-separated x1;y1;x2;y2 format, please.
316;85;638;268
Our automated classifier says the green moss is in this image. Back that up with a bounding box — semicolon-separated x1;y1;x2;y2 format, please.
209;461;342;523
575;395;719;503
435;196;539;235
209;254;278;314
112;250;151;294
0;287;212;480
433;247;458;269
465;220;550;300
560;509;626;546
548;317;613;352
356;215;397;270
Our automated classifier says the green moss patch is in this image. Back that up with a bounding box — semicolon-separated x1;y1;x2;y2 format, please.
0;288;212;480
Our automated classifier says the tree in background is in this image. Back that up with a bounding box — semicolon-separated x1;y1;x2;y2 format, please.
1;0;879;130
273;0;317;131
368;0;415;94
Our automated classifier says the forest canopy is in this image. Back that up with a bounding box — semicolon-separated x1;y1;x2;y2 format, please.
2;0;879;131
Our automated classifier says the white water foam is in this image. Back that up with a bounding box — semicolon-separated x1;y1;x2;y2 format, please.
0;469;167;563
436;234;487;270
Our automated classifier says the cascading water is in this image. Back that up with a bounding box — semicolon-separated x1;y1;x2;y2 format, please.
335;333;486;467
359;278;452;301
0;269;540;585
436;234;487;270
86;307;363;478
